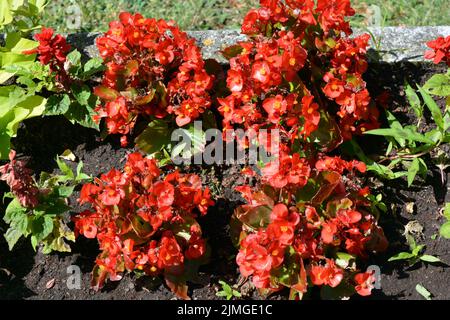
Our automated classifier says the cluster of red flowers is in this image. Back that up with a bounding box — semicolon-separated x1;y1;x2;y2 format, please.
425;35;450;66
235;156;387;297
25;27;71;84
221;6;383;287
241;0;354;37
219;0;379;147
73;152;214;290
322;34;379;140
0;150;39;208
94;12;214;146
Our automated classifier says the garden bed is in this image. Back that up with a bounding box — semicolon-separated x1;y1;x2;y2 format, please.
0;56;448;300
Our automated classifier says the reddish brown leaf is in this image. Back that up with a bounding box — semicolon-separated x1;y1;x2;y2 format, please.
165;278;191;300
94;86;120;101
221;44;244;60
311;171;341;204
46;278;56;289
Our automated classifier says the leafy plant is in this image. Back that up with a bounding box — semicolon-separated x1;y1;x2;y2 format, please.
216;280;242;300
440;203;450;239
233;157;388;300
363;69;450;186
215;0;388;301
388;234;441;267
93;12;215;147
0;1;49;159
27;29;105;130
0;0;48;33
73;152;214;299
1;151;92;253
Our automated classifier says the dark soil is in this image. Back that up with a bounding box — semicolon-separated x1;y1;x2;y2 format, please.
0;62;449;300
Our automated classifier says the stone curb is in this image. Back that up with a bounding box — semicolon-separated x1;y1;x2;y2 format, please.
66;26;450;64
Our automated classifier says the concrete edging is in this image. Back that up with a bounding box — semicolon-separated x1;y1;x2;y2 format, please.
66;26;450;64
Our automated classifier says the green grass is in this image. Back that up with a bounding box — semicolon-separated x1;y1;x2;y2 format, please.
42;0;450;33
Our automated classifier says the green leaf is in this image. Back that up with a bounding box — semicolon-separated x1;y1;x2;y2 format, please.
56;157;74;181
0;92;46;159
93;86;119;101
335;252;355;269
365;127;435;145
135;120;170;155
30;215;54;244
0;1;14;27
65;102;99;130
44;94;71;116
418;86;444;132
176;123;207;158
57;185;75;198
423;73;450;97
4;227;23;250
415;284;432;300
407;158;420;187
420;255;441;263
44;200;70;216
235;205;272;230
412;244;425;256
82;57;105;80
66;50;81;67
219;281;232;292
439;221;450;239
4;198;26;224
309;110;343;152
405;84;423;119
75;161;91;182
71;84;93;107
388;252;416;262
444;203;450;220
41;219;74;254
5;32;38;53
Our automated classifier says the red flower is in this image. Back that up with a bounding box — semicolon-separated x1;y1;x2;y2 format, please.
354;272;376;296
337;209;362;226
309;259;344;288
252;61;271;84
194;188;214;215
267;220;295;246
323;78;346;99
158;232;184;269
95;13;214;141
227;69;244;92
424;36;450;66
301;95;321;136
263;95;288;124
74;210;98;239
321;220;339;244
24;27;71;85
27;28;71;69
153;181;175;209
316;0;355;35
185;235;206;260
262;152;311;189
74;152;213;293
315;156;366;174
79;183;102;204
242;9;270;35
236;231;276;288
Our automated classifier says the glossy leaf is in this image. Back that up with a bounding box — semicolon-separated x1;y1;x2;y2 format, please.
418;86;444;132
135;119;170;155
